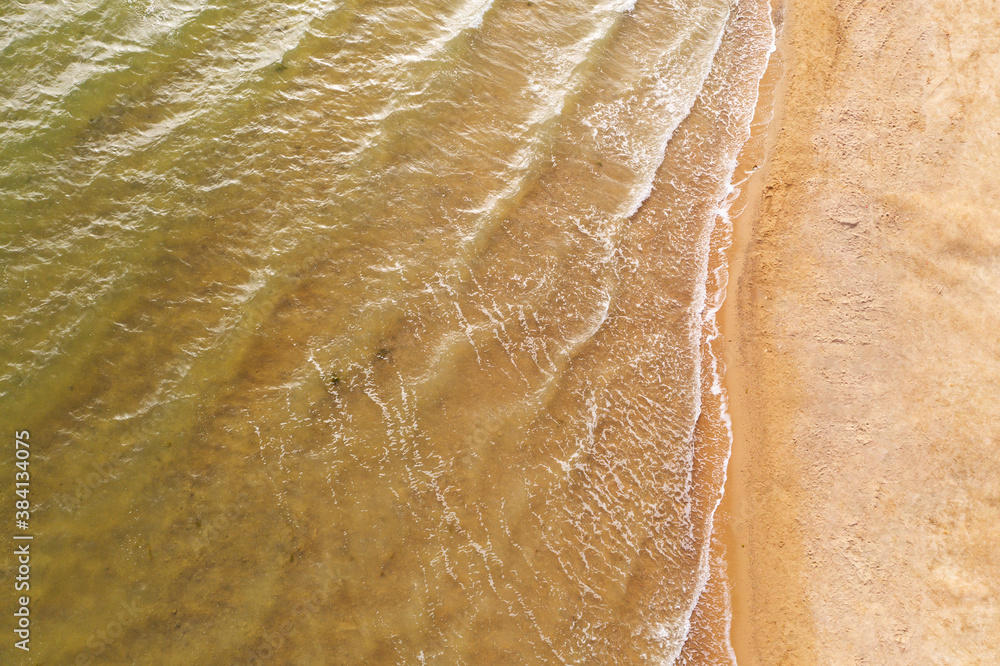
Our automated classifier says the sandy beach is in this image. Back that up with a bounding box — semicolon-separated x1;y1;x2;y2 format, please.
722;0;1000;662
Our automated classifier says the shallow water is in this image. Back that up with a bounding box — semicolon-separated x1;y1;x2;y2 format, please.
1;0;773;662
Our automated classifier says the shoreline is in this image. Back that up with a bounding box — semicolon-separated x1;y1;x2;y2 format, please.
716;0;789;659
673;0;784;660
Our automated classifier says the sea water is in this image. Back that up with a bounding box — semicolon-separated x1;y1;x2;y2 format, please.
0;0;773;662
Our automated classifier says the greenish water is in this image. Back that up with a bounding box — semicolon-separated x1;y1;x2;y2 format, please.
1;0;773;662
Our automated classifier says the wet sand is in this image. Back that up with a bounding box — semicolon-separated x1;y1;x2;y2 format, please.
722;0;1000;662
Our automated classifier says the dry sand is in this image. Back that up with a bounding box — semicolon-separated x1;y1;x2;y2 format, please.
721;0;1000;663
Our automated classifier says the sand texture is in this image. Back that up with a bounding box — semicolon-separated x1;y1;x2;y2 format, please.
724;0;1000;663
